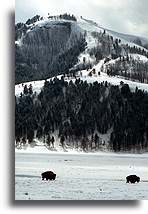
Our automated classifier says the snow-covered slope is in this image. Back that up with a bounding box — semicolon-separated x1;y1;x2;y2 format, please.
15;58;148;97
79;17;148;51
72;17;148;72
16;15;148;51
80;59;148;92
15;15;148;95
106;29;148;47
129;53;148;63
15;15;148;83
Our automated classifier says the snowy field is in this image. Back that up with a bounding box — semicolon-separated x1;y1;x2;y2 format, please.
15;151;148;200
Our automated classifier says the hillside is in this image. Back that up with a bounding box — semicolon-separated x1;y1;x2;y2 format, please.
15;14;86;83
15;74;148;153
15;14;148;84
15;14;148;153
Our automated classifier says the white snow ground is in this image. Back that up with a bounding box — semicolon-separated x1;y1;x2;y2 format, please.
15;151;148;200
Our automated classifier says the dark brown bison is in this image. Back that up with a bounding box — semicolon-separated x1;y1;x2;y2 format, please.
41;171;56;181
126;175;140;183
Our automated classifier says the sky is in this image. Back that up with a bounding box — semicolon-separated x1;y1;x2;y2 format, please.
16;0;148;38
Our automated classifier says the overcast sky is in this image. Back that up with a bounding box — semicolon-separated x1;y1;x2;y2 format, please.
16;0;148;38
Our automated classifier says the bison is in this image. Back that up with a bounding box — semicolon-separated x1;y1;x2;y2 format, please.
41;171;56;181
126;175;140;184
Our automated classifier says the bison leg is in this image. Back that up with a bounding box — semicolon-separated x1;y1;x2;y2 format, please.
126;179;129;183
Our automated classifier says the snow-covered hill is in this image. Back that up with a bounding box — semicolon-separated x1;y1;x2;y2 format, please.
15;15;148;153
78;17;148;50
15;14;148;84
16;15;148;52
15;15;148;97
